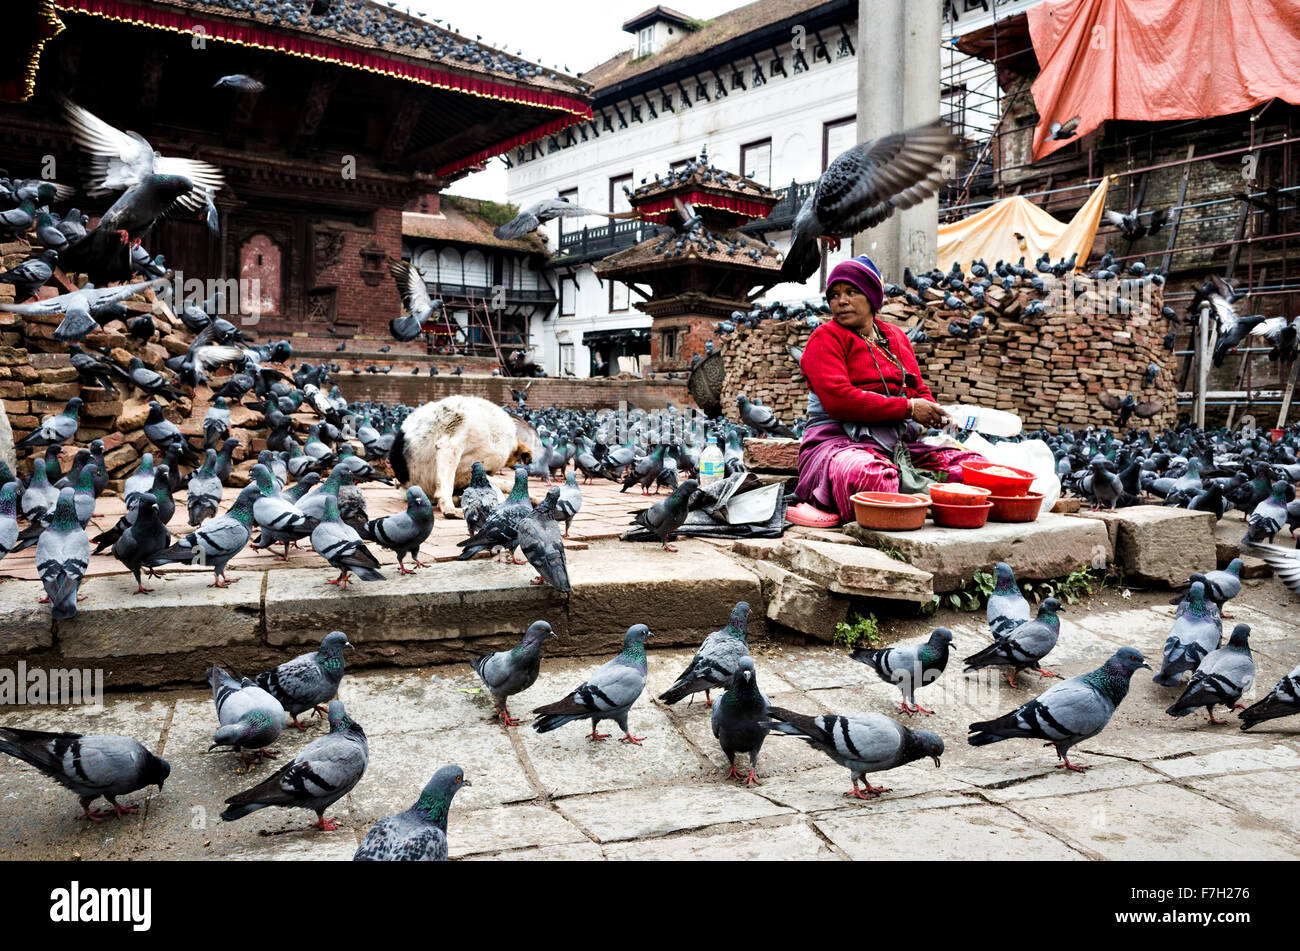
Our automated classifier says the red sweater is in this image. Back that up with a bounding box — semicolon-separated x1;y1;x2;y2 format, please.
801;318;935;423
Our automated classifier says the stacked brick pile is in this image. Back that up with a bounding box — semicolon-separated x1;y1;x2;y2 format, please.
719;320;813;425
0;236;264;491
900;273;1177;431
720;272;1177;432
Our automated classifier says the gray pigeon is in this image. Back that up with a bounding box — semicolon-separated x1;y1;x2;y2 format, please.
459;461;503;535
0;280;161;343
123;452;156;501
470;620;556;725
711;656;769;785
852;626;954;714
353;766;471;861
20;457;58;523
15;398;82;450
255;630;353;730
533;624;653;743
186;449;223;526
516;486;571;593
1170;559;1243;611
457;465;531;562
987;561;1031;639
220;700;368;831
0;727;169;821
556;470;583;537
659;601;751;705
36;488;90;620
764;708;944;799
1154;582;1222;686
1238;663;1300;731
154;484;258;587
1166;624;1255;724
312;494;384;588
1243;481;1289;546
964;598;1063;686
737;393;795;438
630;478;698;551
360;485;434;573
387;260;442;342
110;492;171;594
249;463;314;559
968;647;1150;771
207;665;285;763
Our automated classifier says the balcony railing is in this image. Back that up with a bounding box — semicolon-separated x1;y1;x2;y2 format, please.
423;282;556;304
555;219;671;263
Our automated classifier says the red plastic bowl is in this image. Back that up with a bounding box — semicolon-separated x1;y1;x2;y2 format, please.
928;483;993;506
960;460;1036;497
851;492;930;531
930;499;992;528
987;491;1044;522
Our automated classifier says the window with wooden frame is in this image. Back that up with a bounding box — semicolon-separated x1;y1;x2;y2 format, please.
560;276;576;316
740;138;772;188
609;280;629;313
660;329;679;361
609;173;633;214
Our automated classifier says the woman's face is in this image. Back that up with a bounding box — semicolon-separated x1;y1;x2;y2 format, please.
827;281;875;331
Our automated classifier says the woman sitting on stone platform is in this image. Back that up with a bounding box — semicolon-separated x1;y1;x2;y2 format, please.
786;254;987;528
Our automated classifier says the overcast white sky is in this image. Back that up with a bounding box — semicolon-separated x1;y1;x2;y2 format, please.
401;0;745;202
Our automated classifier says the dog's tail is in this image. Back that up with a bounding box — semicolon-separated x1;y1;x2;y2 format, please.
388;429;409;485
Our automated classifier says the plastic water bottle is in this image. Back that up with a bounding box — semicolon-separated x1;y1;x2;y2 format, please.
942;404;1023;438
699;436;724;486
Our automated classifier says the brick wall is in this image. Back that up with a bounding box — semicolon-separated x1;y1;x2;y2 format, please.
717;274;1177;432
333;374;693;411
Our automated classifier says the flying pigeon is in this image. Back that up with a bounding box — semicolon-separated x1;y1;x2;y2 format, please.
469;620;555;725
221;700;368;831
387;260;442;342
532;624;652;743
968;647;1150;771
493;197;635;240
353;766;471;861
1238;663;1300;732
851;626;953;715
0;727;169;821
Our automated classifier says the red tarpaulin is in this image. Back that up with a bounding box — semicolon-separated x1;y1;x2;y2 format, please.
1028;0;1300;160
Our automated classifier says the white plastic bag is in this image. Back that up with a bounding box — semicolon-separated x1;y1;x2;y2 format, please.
958;433;1061;515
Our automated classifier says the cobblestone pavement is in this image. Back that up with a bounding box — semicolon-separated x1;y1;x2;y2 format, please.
1;582;1297;861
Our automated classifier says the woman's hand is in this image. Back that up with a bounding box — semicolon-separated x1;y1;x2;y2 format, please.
909;399;949;428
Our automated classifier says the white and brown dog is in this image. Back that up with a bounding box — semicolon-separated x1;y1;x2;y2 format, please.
388;395;534;518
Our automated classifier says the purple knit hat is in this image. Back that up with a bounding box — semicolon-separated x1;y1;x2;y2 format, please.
826;255;884;314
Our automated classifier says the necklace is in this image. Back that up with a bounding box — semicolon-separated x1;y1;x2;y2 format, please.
857;325;906;397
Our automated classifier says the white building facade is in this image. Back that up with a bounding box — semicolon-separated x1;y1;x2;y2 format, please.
504;0;860;378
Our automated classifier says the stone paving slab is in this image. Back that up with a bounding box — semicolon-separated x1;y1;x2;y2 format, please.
1182;769;1300;833
1001;783;1300;861
450;804;590;858
602;818;838;861
844;513;1112;592
814;802;1087;860
554;784;794;843
749;762;973;815
1146;742;1300;779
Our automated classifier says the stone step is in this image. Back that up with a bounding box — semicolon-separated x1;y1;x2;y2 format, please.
1077;506;1216;587
769;538;934;602
844;512;1113;592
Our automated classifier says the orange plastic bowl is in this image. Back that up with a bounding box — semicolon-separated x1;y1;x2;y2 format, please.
930;499;993;529
960;460;1036;497
987;491;1045;522
928;483;993;506
851;492;930;531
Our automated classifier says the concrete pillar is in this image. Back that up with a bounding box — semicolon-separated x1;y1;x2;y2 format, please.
854;0;943;284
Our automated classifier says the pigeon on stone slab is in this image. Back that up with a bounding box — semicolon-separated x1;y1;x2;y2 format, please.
360;485;434;574
533;624;652;743
469;620;555;726
353;766;471;861
207;665;285;764
36;488;90;620
964;598;1064;686
516;485;571;592
1166;624;1255;724
154;484;258;587
1168;558;1243;612
852;626;953;715
186;449;224;526
1238;663;1300;732
737;393;795;438
629;478;698;552
712;656;769;786
255;630;352;730
0;727;169;821
987;562;1031;639
110;493;171;594
555;470;583;537
764;708;943;799
221;700;368;831
1154;581;1222;686
459;461;504;535
458;465;531;562
659;601;751;706
968;647;1150;771
312;494;385;589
